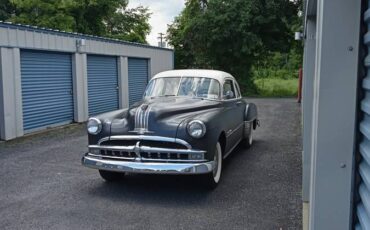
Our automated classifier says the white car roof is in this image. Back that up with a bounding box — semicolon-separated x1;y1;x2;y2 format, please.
152;69;236;83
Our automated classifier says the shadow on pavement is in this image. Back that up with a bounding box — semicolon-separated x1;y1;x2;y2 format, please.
85;140;261;207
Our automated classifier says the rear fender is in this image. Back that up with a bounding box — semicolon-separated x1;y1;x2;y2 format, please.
244;103;258;123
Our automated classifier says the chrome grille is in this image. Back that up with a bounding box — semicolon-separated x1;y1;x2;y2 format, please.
97;148;190;161
89;136;205;163
101;140;187;150
100;150;135;158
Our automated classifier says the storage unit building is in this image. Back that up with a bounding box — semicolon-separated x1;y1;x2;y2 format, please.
0;22;174;140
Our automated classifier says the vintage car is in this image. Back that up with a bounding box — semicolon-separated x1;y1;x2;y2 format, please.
82;69;258;188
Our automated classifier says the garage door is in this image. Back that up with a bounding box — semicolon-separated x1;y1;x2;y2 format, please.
128;58;149;105
87;55;119;116
21;50;73;132
356;6;370;229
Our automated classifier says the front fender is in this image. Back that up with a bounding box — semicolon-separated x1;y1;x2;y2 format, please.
94;108;129;121
88;108;129;145
176;108;225;160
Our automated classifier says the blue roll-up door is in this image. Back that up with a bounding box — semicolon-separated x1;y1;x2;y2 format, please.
20;50;73;132
356;5;370;229
87;55;119;116
128;58;149;105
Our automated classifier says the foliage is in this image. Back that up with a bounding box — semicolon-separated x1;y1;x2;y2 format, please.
252;78;298;97
3;0;150;43
167;0;301;94
252;50;302;80
10;0;75;31
0;0;15;21
250;50;301;97
105;4;151;43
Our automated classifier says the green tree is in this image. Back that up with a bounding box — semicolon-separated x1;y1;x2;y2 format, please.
167;0;301;93
167;0;206;69
70;0;125;36
7;0;151;43
10;0;75;31
104;2;151;44
0;0;15;21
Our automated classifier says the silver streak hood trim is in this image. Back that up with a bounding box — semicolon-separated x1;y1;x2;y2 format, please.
132;103;152;134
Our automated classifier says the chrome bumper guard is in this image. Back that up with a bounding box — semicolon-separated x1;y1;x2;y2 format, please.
82;154;215;174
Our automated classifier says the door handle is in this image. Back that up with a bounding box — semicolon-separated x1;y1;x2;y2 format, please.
236;101;243;105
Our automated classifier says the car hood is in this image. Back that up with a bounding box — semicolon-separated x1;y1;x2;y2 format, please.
110;97;221;137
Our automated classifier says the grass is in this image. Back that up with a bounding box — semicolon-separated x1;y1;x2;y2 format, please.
252;78;298;97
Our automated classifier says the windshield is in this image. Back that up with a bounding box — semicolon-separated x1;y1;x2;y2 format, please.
144;77;221;99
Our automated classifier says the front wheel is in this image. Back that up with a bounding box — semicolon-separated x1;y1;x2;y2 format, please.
99;170;125;182
202;142;222;189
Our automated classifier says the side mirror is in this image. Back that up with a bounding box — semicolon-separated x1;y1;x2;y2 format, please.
225;90;234;99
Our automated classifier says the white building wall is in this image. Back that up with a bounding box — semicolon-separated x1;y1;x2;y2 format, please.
0;47;23;140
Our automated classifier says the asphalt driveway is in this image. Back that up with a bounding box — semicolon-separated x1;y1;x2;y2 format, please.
0;98;302;230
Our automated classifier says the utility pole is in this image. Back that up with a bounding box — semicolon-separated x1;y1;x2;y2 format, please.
157;33;166;48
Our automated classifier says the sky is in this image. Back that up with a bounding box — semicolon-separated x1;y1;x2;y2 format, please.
128;0;185;46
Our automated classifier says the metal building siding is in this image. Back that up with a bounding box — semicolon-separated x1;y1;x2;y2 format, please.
357;5;370;229
128;58;149;105
87;55;119;116
20;50;73;131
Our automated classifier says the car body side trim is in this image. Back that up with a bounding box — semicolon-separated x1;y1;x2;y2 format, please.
223;138;242;159
226;122;244;138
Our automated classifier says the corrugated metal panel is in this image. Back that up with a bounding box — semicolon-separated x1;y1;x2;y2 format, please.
87;55;119;116
20;50;73;131
0;22;173;52
356;5;370;229
0;22;174;79
128;58;149;105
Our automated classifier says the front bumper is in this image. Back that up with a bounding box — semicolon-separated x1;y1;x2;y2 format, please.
82;153;215;175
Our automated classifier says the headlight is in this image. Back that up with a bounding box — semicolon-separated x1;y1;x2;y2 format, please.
87;118;102;135
187;120;206;138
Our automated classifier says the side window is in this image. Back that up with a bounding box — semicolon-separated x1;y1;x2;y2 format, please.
223;80;236;99
234;81;241;98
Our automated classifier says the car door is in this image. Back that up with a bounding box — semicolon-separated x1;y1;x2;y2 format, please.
223;79;244;154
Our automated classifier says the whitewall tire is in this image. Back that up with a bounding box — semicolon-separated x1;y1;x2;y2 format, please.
242;121;253;148
203;142;222;189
